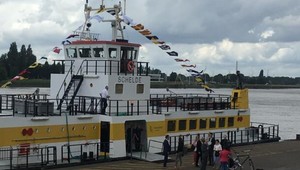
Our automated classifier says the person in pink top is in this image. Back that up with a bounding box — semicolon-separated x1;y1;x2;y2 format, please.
219;148;231;170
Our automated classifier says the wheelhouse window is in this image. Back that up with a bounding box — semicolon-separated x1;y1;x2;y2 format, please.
79;48;91;58
178;120;186;131
189;119;197;130
136;84;144;94
199;118;207;129
219;117;226;128
228;117;234;127
115;84;123;94
66;48;77;58
109;48;117;58
209;118;216;128
167;120;176;132
93;48;104;58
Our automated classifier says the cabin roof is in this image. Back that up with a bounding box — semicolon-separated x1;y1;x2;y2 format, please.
68;40;141;47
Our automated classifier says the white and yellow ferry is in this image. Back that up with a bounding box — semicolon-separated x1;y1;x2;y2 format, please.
0;1;279;169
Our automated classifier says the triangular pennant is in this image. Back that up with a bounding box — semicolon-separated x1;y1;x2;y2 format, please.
167;51;178;56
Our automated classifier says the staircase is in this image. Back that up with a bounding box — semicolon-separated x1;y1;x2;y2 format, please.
57;75;84;110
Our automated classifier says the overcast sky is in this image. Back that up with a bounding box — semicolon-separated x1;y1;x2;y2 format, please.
1;0;300;77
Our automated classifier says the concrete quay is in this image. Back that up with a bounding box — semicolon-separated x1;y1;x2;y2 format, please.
55;140;300;170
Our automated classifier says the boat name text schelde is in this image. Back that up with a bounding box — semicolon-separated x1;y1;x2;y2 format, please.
118;76;142;83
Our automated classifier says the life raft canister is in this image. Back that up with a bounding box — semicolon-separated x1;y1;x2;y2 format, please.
127;61;135;73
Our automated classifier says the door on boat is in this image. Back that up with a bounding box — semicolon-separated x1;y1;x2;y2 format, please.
100;121;110;153
125;120;147;153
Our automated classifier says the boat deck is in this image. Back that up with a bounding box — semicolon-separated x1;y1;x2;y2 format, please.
54;140;300;170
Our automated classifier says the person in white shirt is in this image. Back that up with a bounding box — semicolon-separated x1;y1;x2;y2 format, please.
213;139;222;169
100;86;110;114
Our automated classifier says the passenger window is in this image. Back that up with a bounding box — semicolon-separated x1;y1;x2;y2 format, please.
199;118;207;129
109;48;117;58
115;84;123;94
209;118;216;128
79;48;91;58
178;120;186;131
136;84;144;94
167;120;176;132
66;48;77;58
189;119;197;130
228;117;234;127
93;48;104;58
219;117;226;128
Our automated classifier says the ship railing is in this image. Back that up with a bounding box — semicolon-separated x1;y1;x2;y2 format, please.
0;146;57;170
73;59;149;76
168;124;280;153
61;142;112;164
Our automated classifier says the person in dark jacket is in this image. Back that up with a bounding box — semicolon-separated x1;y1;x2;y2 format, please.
163;135;171;167
175;135;184;168
196;134;202;167
208;132;215;166
200;137;209;170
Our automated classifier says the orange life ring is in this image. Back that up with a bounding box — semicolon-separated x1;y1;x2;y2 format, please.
127;61;135;72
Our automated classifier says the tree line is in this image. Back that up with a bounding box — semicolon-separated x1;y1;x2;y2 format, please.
1;42;299;86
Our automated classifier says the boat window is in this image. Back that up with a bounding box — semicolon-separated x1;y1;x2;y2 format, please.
133;50;137;60
66;48;77;58
199;118;207;129
93;48;104;58
178;120;186;131
136;84;144;94
167;120;176;132
189;119;197;130
79;48;91;58
209;118;216;128
109;48;117;58
115;84;123;94
228;117;234;127
219;117;226;128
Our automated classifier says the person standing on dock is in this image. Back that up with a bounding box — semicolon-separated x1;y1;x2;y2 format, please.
163;135;171;167
175;135;184;169
100;86;110;115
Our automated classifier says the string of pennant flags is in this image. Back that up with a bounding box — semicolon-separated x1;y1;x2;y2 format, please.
94;8;214;93
1;47;62;88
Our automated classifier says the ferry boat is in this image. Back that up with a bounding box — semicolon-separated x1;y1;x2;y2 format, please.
0;1;280;169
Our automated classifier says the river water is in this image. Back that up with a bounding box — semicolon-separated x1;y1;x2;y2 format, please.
1;87;299;140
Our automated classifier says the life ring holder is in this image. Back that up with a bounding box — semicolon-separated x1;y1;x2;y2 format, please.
127;61;135;73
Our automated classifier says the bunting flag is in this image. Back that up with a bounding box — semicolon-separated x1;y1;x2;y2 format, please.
66;34;79;39
11;76;27;81
159;45;171;50
123;15;134;25
53;47;62;54
195;77;204;83
132;24;145;31
201;84;214;93
181;64;196;68
18;69;30;76
39;56;48;60
167;51;178;56
1;81;12;88
62;40;72;45
28;62;41;69
175;58;190;62
139;29;152;36
96;6;106;13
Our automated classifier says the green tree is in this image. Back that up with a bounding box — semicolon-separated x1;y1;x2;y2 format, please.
169;72;177;81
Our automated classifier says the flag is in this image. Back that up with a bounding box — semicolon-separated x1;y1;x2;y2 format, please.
167;51;178;56
89;15;104;22
66;34;79;39
152;39;165;44
175;58;190;62
201;84;214;93
18;69;30;76
195;77;204;83
181;64;196;68
11;76;27;81
123;15;134;25
1;81;12;88
53;47;61;54
186;69;200;74
159;45;171;50
132;24;144;31
146;35;158;40
106;9;116;16
62;40;72;45
39;56;48;60
28;62;41;69
139;29;151;35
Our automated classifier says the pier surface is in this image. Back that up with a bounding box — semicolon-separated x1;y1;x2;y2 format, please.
55;140;300;170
